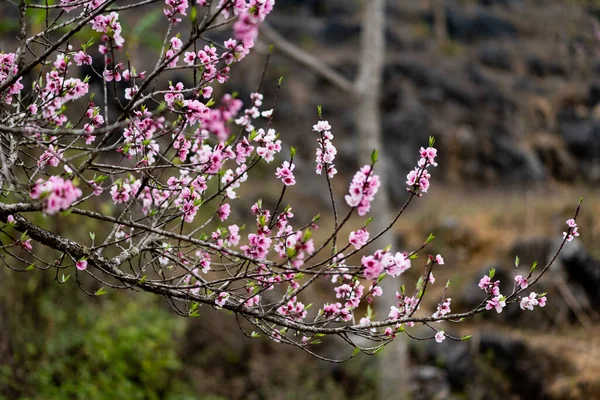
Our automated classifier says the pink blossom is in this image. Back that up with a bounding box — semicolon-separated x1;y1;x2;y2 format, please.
73;51;92;66
20;239;33;251
514;274;528;290
520;292;546;310
345;165;381;216
313;119;337;178
435;254;444;265
349;228;369;250
362;255;383;280
486;295;506;313
435;331;446;343
217;204;231;221
30;176;83;215
381;251;411;277
76;260;88;271
215;292;230;307
6;215;15;224
313;121;332;132
433;298;452;319
275;161;296;186
110;183;131;204
563;219;580;242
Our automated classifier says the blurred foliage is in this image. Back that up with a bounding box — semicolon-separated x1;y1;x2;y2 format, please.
0;267;199;400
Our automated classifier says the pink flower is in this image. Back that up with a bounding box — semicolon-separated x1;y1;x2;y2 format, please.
217;203;231;221
435;331;446;343
563;219;580;242
362;255;383;280
435;254;444;265
313;119;337;178
215;292;230;307
275;161;296;186
110;183;131;204
433;298;452;319
183;51;196;65
389;306;402;320
344;165;381;216
520;292;546;310
30;176;83;215
313;120;332;132
6;215;15;224
20;239;33;251
76;260;88;271
381;251;411;277
349;228;369;250
73;51;92;66
514;274;528;290
486;295;506;313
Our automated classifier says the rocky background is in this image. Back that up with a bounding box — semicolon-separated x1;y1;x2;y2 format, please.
1;1;600;399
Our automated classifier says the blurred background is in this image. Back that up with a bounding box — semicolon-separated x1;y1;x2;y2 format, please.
1;0;600;399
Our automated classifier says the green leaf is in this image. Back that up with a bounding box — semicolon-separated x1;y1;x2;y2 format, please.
61;274;71;283
530;261;538;273
94;287;108;296
89;232;95;241
371;149;379;164
317;105;322;117
515;255;520;268
26;263;35;271
190;4;197;22
351;347;360;357
461;335;472;341
302;229;312;242
489;267;496;279
251;331;260;338
409;253;419;259
429;136;435;147
426;232;435;244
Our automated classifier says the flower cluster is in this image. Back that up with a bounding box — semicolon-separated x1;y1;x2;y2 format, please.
0;52;23;105
164;0;189;22
406;146;438;194
389;291;418;320
90;12;125;49
514;274;528;290
228;0;275;43
275;161;296;186
277;296;307;321
30;176;83;215
313;120;338;178
563;218;580;242
361;249;411;281
345;165;381;216
479;272;506;313
520;292;547;310
432;298;452;319
349;228;369;250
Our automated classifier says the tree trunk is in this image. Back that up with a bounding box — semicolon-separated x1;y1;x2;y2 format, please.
356;1;410;399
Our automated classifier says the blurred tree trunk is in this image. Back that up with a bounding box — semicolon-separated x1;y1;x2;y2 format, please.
433;0;448;46
260;3;410;397
356;1;410;399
